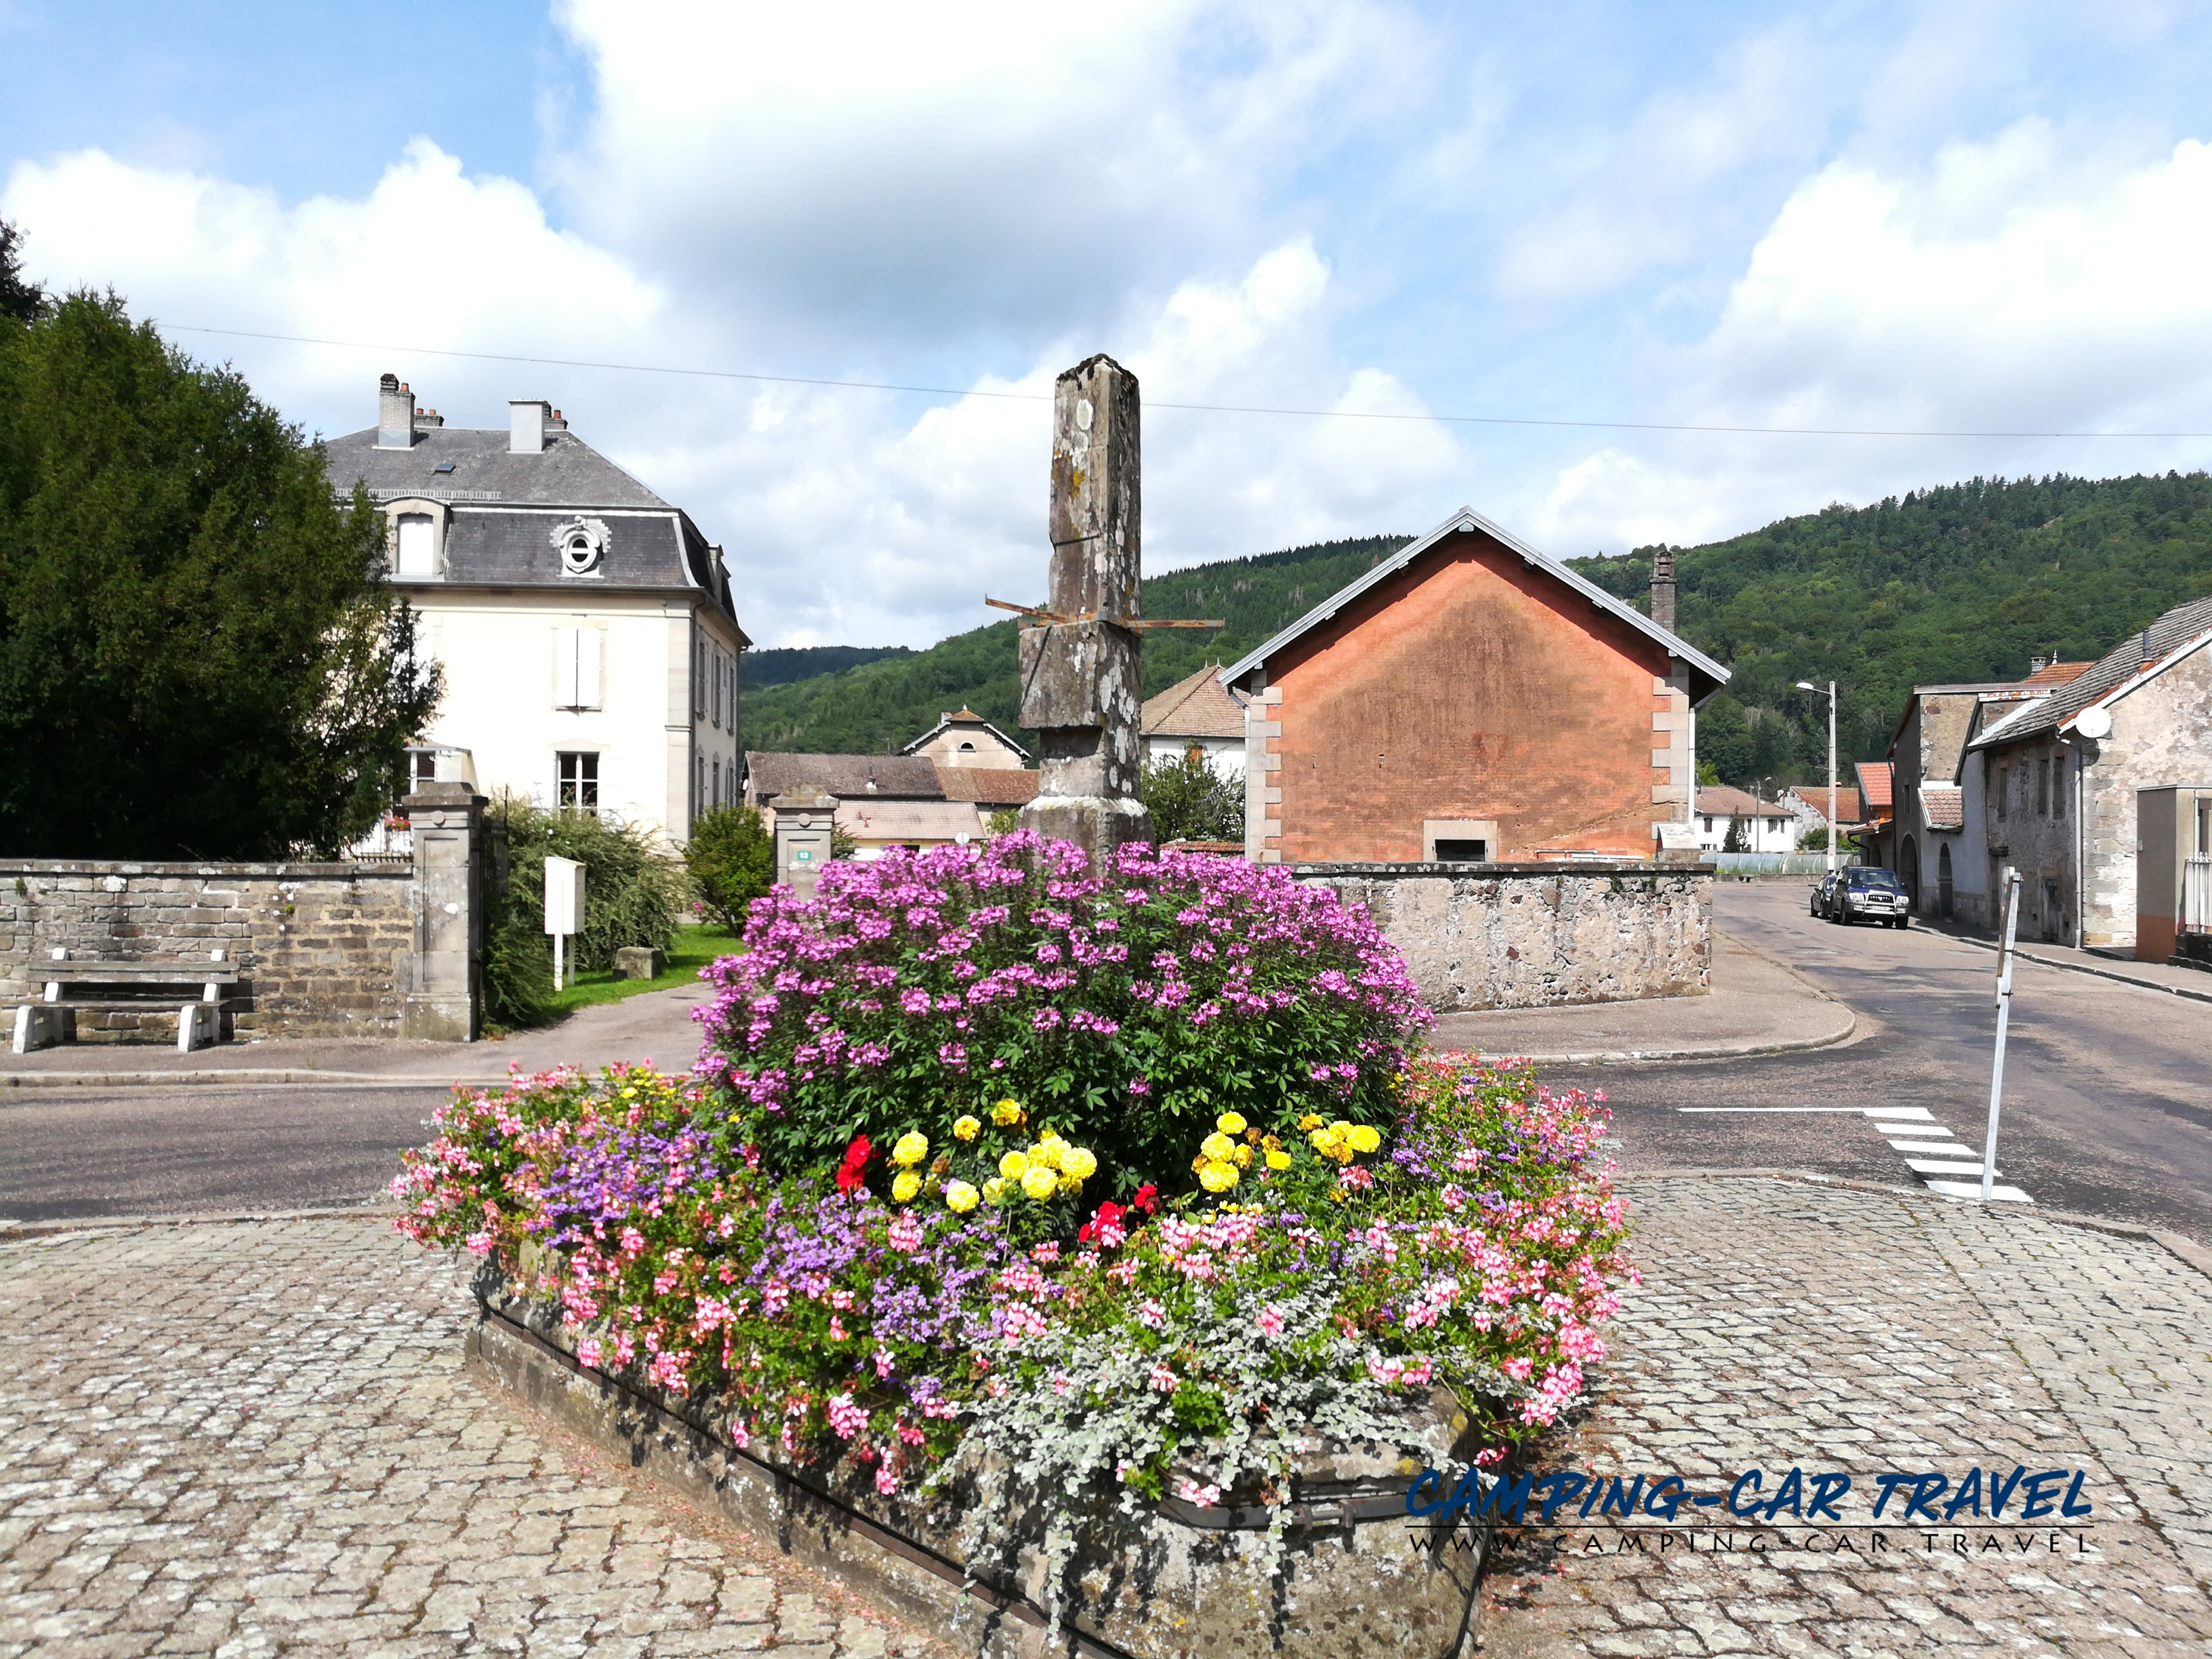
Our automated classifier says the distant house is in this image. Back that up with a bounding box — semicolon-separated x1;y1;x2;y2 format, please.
1141;665;1249;781
1778;785;1862;835
1873;676;2055;913
902;709;1029;769
743;747;1042;857
1853;762;1893;851
1220;508;1729;863
1959;600;2212;946
327;375;747;842
1692;787;1799;853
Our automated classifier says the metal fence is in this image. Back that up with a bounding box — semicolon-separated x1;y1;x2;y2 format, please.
1705;852;1833;877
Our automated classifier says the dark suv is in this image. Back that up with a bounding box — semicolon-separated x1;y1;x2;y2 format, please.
1824;865;1908;928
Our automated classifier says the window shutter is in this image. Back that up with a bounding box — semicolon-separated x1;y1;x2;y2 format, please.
554;627;579;708
579;628;604;710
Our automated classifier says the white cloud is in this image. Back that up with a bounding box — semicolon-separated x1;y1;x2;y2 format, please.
1528;124;2212;556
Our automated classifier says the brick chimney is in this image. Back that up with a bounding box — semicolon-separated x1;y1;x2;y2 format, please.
509;399;551;454
1650;546;1677;633
377;373;417;449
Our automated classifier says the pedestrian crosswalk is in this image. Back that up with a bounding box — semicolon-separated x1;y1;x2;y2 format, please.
1673;1104;2036;1204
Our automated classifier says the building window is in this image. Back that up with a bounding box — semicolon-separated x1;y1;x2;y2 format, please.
406;750;438;794
711;756;721;806
556;751;599;809
2036;758;2050;817
2053;760;2066;819
1433;839;1488;863
395;512;436;577
554;627;604;711
1702;816;1713;832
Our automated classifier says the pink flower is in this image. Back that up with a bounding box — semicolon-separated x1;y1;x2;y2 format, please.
827;1393;869;1438
875;1465;901;1496
1255;1304;1286;1339
1149;1362;1178;1392
576;1337;603;1370
1175;1477;1222;1507
888;1213;924;1254
1137;1298;1166;1328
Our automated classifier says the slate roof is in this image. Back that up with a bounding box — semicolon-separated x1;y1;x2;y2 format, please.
1218;506;1730;701
745;752;945;804
1971;596;2212;750
1855;761;1894;811
326;425;671;509
1142;665;1248;739
933;766;1040;806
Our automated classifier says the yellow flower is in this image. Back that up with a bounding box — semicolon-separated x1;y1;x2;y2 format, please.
892;1131;930;1168
1019;1164;1059;1202
1058;1171;1086;1197
1307;1126;1343;1156
952;1115;982;1143
1232;1144;1253;1168
1215;1111;1247;1136
1030;1135;1067;1172
891;1170;922;1203
1200;1132;1235;1162
991;1099;1025;1126
999;1150;1031;1181
982;1176;1010;1205
945;1179;980;1212
1348;1124;1382;1155
1265;1149;1293;1170
1298;1113;1324;1132
1197;1160;1239;1193
1063;1146;1099;1182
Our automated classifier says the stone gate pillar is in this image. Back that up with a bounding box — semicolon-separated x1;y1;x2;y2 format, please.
1017;354;1153;873
403;781;485;1041
770;786;836;899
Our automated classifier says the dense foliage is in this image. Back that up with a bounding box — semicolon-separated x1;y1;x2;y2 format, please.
697;833;1428;1201
395;1050;1632;1616
1568;471;2212;781
1140;750;1245;843
741;644;915;689
0;220;41;323
480;801;690;1027
741;536;1411;754
0;291;441;857
684;803;776;930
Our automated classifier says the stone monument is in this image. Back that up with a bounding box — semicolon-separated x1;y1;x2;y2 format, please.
1015;354;1154;872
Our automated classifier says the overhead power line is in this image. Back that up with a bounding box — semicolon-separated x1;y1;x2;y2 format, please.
163;323;2212;442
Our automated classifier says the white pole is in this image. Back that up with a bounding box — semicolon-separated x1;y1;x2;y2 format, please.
1981;867;2022;1202
554;931;565;993
1826;681;1839;876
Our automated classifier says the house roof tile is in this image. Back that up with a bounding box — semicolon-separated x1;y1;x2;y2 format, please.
933;766;1040;805
1696;786;1794;819
745;752;944;802
1141;665;1248;740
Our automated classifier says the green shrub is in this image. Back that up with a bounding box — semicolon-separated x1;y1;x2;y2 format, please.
480;800;690;1025
684;804;775;930
1140;750;1244;843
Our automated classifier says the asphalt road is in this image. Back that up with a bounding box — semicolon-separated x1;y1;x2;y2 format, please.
3;882;2206;1237
1559;882;2212;1243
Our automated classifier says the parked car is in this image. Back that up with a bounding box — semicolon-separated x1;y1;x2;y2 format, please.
1828;865;1908;927
1811;872;1844;918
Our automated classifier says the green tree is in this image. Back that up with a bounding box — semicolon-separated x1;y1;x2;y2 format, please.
0;291;440;857
685;804;775;929
1141;750;1245;843
0;220;43;323
1721;815;1748;853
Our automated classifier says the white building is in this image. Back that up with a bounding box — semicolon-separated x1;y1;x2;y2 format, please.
1691;785;1801;853
327;375;748;842
1140;665;1248;780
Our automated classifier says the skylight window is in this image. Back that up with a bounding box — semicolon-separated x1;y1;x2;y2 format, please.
433;462;455;474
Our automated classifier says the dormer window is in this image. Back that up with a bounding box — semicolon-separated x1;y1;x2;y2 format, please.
396;514;435;577
385;499;448;579
553;516;609;577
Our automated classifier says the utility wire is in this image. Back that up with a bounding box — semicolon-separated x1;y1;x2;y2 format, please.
163;323;2212;442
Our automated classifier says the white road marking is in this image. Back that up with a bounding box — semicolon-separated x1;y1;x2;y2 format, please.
1905;1158;1999;1176
1887;1139;1971;1154
1674;1106;2037;1205
1923;1179;2034;1203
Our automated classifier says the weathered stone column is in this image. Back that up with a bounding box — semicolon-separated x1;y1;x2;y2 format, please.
769;787;836;899
403;781;485;1041
1017;354;1153;872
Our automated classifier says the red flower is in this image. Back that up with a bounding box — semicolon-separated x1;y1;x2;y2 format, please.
1078;1200;1125;1244
836;1134;872;1194
1130;1183;1160;1214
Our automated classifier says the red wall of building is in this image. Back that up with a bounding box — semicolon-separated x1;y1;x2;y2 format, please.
1265;530;1673;863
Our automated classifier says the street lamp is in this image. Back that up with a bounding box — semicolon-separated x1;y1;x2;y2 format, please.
1797;680;1838;874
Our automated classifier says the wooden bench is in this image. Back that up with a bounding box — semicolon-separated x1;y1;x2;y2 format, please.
14;954;242;1054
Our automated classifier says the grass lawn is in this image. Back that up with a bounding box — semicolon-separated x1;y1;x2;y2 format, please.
542;923;745;1019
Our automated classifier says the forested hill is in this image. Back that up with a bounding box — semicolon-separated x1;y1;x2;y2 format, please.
1566;471;2212;781
740;536;1412;755
742;472;2212;777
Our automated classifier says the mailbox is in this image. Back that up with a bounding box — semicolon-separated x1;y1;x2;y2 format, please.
544;857;586;935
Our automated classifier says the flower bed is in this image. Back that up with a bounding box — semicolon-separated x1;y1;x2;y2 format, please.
396;838;1635;1650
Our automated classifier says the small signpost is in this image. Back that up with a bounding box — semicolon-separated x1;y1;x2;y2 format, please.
544;856;586;991
1980;866;2024;1202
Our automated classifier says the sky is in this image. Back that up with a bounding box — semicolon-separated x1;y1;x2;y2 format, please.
6;0;2212;649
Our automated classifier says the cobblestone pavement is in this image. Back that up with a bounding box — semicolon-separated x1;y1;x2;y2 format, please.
1479;1176;2212;1658
0;1218;943;1659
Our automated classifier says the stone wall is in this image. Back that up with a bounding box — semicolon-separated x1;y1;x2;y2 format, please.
1298;861;1712;1010
0;859;416;1040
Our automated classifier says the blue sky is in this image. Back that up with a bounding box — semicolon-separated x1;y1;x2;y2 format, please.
7;0;2212;647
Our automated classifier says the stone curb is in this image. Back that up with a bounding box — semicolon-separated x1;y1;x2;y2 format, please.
1625;1167;2212;1281
0;1204;397;1238
1927;926;2212;1006
0;1068;508;1093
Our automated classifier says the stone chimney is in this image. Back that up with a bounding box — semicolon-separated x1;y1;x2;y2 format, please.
509;399;551;454
377;373;417;449
1650;546;1677;633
